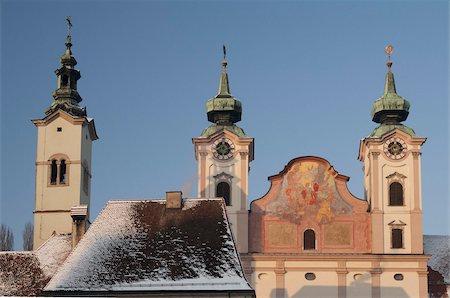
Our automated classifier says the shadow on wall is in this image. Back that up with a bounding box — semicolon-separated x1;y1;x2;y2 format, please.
270;284;409;298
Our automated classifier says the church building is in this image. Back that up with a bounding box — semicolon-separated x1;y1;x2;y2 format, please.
2;18;449;298
193;45;430;297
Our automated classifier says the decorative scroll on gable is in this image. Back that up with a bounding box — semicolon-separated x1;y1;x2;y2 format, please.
249;156;371;253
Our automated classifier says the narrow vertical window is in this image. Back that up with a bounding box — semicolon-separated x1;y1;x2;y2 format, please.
59;160;66;184
50;160;57;184
216;182;231;206
389;182;404;206
304;229;316;250
392;228;403;248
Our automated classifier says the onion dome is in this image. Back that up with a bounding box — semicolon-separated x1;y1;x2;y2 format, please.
371;45;410;124
201;46;246;137
370;45;416;137
46;17;86;117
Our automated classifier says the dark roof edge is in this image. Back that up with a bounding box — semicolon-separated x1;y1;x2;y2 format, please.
42;289;256;297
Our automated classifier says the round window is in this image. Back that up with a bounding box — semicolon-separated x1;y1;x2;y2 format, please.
305;272;316;280
394;273;404;281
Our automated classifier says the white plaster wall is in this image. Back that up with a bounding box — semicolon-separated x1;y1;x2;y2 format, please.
380;271;420;298
346;271;372;298
285;271;338;298
252;271;277;298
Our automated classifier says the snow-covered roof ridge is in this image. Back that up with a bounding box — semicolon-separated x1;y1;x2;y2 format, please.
106;197;224;203
35;234;72;278
44;198;253;294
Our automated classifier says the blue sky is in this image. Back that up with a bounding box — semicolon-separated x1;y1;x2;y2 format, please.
1;0;448;249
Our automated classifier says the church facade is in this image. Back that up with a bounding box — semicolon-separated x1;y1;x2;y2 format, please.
193;46;429;297
28;21;437;297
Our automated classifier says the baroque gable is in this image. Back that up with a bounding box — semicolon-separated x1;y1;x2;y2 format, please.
249;156;371;253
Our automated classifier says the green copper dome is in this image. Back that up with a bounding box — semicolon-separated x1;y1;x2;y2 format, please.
206;57;242;125
201;47;246;138
369;48;415;138
371;61;410;124
370;124;416;138
201;124;246;138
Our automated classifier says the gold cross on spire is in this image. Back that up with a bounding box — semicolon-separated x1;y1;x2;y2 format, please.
66;16;72;37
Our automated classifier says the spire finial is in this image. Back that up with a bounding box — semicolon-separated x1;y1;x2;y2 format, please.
385;44;394;70
383;44;396;94
65;16;73;46
66;16;72;37
222;45;228;72
217;45;230;96
60;16;77;67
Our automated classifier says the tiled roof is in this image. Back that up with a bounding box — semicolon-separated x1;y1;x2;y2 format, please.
45;199;253;294
0;234;71;296
424;235;450;284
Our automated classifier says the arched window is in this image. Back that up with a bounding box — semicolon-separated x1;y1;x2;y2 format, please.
61;75;68;86
59;160;66;184
389;182;404;206
392;228;403;249
50;160;58;184
216;182;231;206
48;155;69;186
304;229;316;250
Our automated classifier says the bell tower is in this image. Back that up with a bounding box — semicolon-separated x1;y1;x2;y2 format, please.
193;47;254;253
32;17;98;249
358;45;426;254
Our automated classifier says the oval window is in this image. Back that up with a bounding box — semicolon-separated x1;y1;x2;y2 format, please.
305;272;316;280
257;273;268;280
353;273;363;281
394;273;404;281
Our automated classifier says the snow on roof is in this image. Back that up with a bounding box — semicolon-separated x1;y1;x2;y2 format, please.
424;235;450;284
45;199;253;293
0;234;71;296
36;233;72;277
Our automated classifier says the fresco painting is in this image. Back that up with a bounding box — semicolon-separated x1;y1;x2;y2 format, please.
265;222;297;247
323;223;353;246
265;161;352;224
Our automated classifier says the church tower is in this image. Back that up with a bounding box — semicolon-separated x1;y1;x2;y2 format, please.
32;18;98;249
193;47;254;253
358;45;426;254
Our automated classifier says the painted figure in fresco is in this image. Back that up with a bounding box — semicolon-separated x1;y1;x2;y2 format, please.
316;197;334;223
268;162;352;224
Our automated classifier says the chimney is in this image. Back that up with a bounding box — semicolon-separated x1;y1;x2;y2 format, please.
70;205;88;248
166;191;182;209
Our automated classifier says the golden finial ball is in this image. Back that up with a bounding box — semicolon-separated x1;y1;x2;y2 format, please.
385;44;394;56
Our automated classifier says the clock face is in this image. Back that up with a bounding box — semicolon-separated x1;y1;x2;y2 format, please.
212;138;235;160
384;137;407;160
